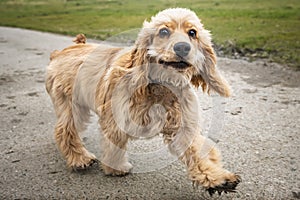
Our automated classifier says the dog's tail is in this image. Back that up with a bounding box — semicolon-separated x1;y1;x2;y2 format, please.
73;34;86;44
50;34;87;61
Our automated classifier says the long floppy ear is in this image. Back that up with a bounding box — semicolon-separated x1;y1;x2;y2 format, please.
131;20;155;66
129;21;155;92
192;43;231;97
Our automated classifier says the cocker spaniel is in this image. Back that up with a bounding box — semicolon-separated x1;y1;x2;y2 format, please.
46;8;241;195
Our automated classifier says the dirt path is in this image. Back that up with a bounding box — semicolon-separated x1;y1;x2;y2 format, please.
0;27;299;199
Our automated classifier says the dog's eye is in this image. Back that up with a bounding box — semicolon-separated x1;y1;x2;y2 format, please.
159;28;170;38
188;29;197;39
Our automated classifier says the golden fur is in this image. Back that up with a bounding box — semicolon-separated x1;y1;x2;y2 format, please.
46;8;240;194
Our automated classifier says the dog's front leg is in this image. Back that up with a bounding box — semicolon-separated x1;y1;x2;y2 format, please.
165;88;240;194
99;125;133;176
172;131;240;194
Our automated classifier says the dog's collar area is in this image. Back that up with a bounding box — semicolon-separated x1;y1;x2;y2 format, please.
158;59;190;70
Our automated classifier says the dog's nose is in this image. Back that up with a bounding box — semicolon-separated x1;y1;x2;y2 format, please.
173;42;191;57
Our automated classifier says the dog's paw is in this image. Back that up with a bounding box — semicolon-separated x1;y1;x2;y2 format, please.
102;162;133;176
67;152;98;171
72;158;99;171
206;175;241;196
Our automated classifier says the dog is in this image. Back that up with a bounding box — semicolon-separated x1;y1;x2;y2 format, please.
46;8;241;195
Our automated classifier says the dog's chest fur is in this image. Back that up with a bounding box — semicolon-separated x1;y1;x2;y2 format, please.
129;83;182;137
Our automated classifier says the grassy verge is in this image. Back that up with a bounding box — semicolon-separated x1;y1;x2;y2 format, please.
0;0;299;68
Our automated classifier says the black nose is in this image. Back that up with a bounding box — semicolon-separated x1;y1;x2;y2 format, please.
173;42;191;57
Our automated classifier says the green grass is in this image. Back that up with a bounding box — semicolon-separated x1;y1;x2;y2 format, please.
1;0;299;68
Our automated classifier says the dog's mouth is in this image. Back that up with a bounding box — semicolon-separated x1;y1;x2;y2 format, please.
158;59;191;70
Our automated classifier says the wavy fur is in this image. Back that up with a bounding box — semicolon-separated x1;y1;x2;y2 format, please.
46;8;240;192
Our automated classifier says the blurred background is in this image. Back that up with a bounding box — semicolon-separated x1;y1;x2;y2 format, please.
0;0;299;68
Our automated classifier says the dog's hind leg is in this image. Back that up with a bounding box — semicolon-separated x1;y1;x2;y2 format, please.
53;95;97;170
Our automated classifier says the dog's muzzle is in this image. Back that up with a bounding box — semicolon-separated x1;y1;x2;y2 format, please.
159;59;191;70
173;42;191;58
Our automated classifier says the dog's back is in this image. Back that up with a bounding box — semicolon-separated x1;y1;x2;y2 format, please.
45;36;124;112
46;43;96;96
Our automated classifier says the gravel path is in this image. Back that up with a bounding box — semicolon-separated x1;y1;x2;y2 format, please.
0;27;299;199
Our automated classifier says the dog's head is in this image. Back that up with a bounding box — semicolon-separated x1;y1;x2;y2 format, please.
132;8;231;97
